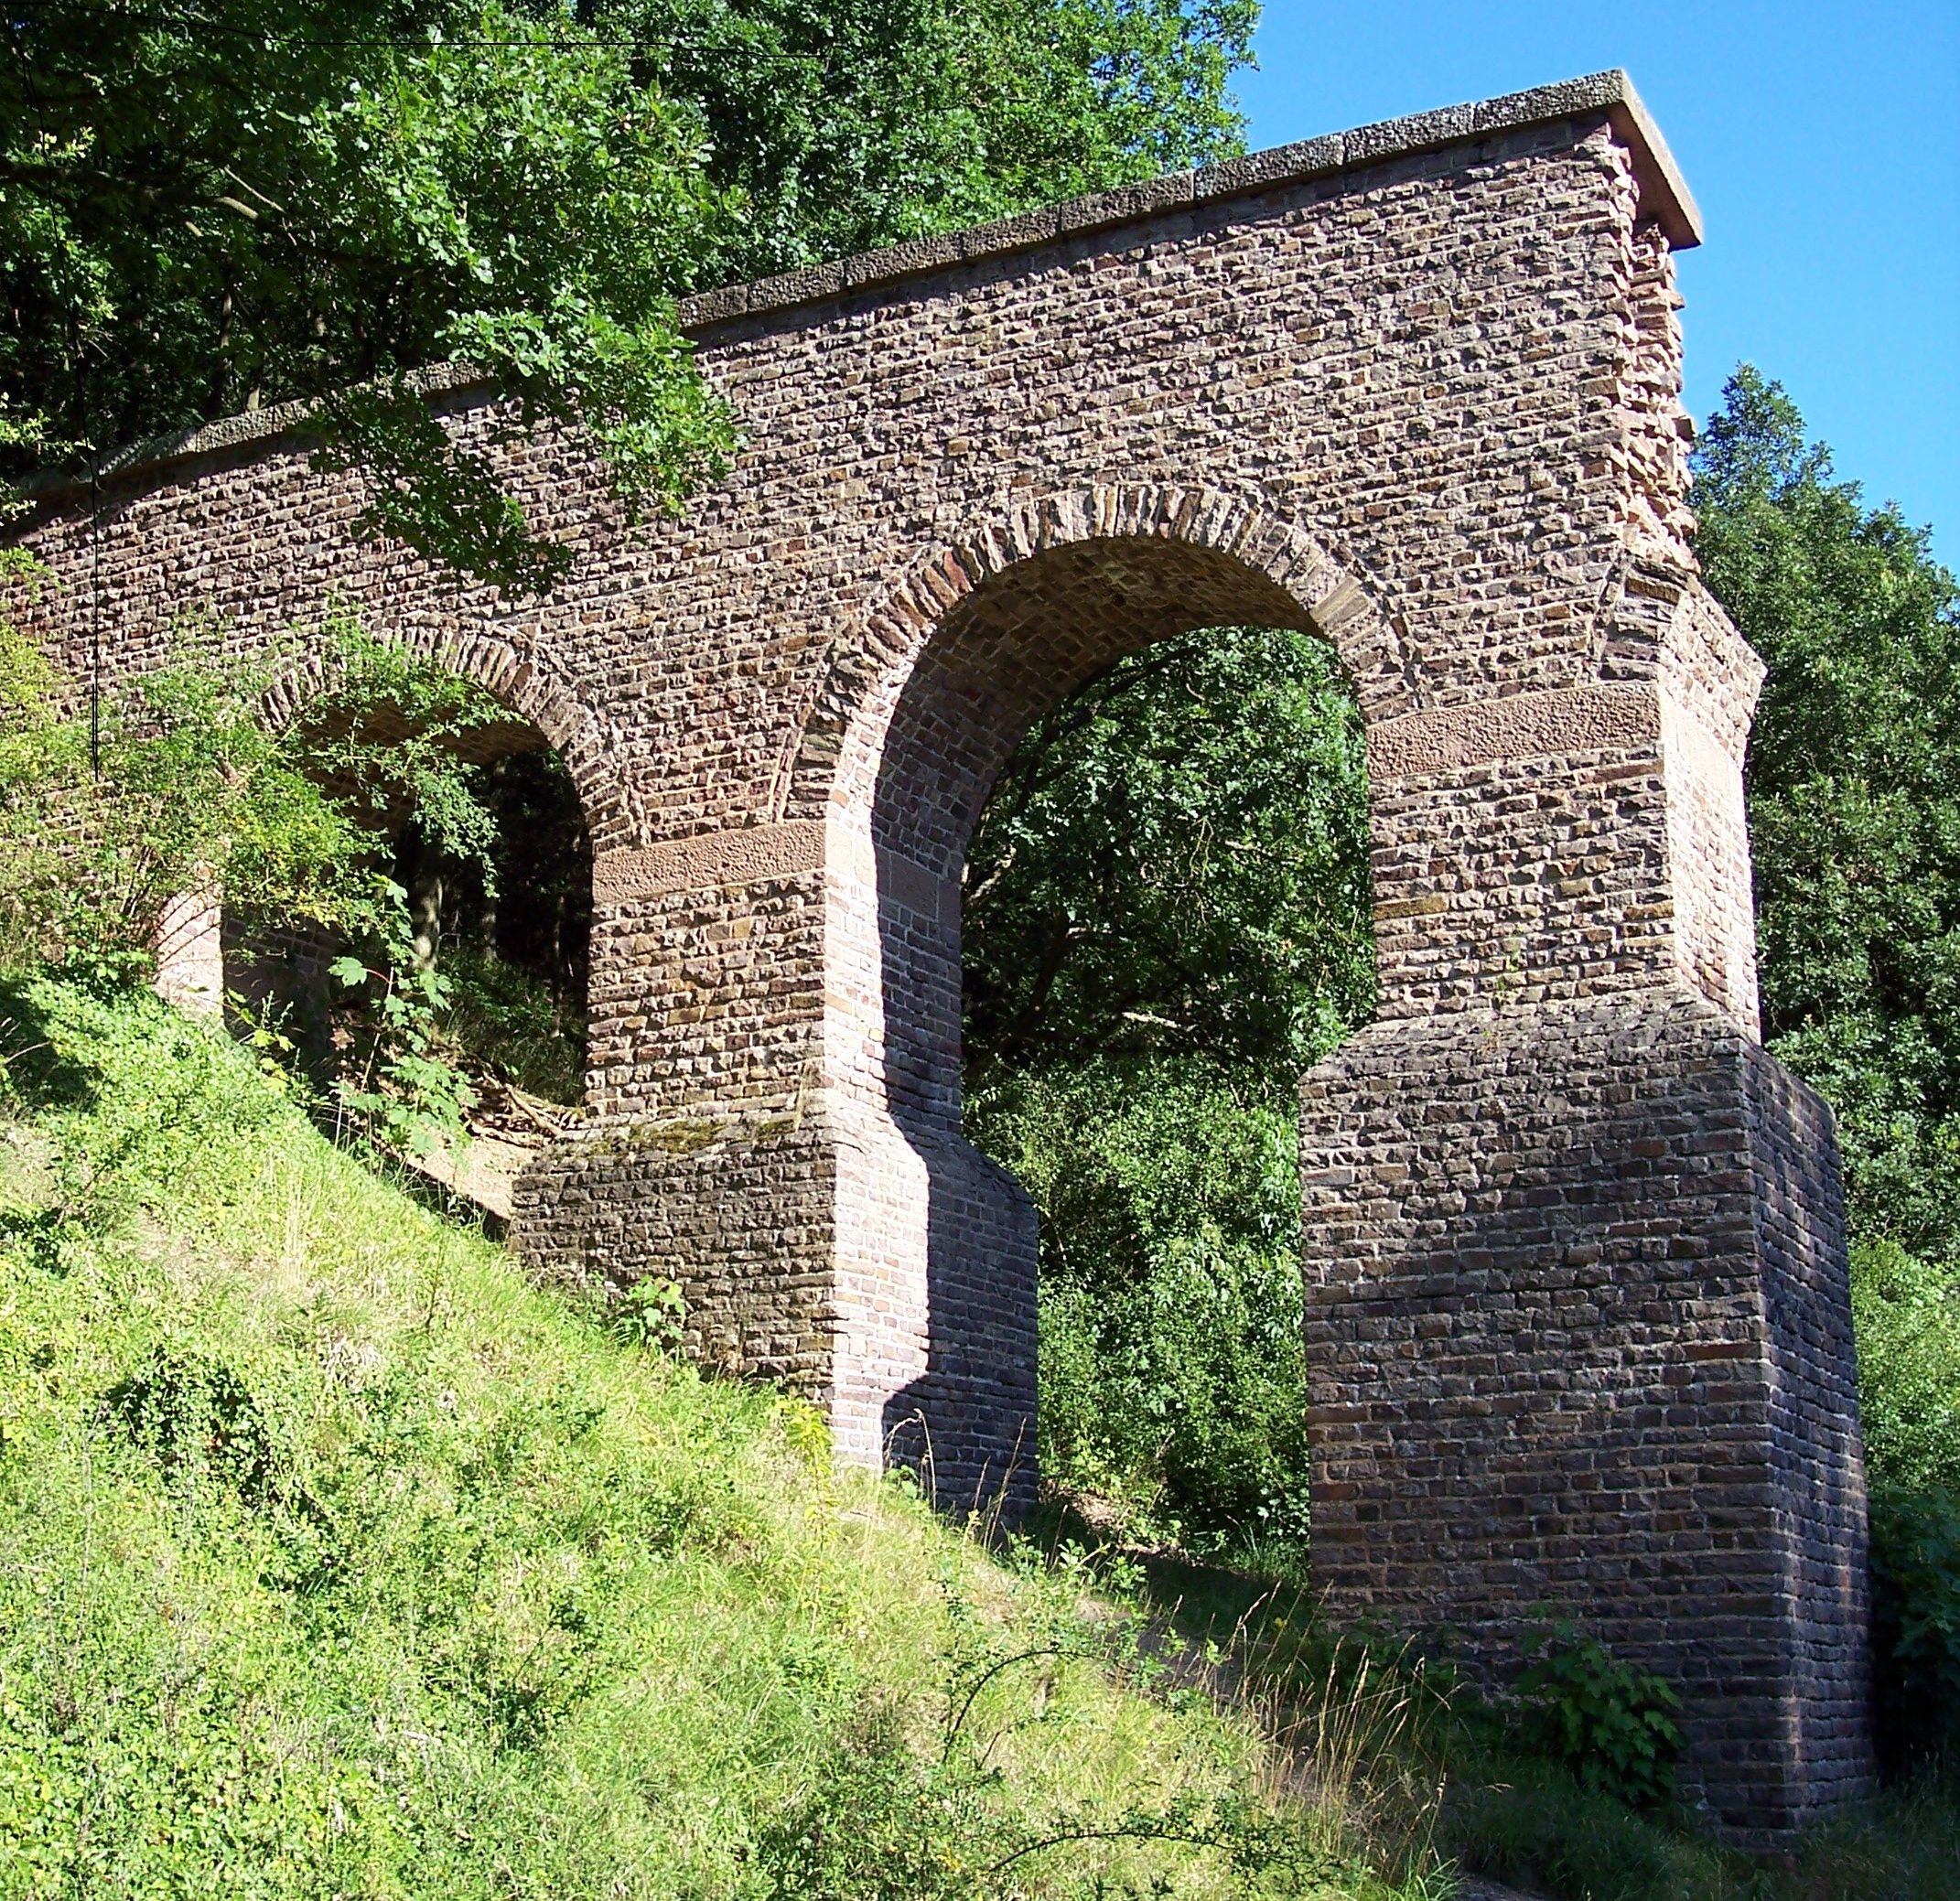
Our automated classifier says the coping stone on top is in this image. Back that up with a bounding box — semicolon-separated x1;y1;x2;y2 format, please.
682;69;1699;333
19;70;1697;501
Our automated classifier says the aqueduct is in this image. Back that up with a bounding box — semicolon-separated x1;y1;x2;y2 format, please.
10;71;1872;1839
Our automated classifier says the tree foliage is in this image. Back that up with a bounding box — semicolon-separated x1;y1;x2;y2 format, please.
1;0;1253;586
965;625;1371;1090
984;1058;1314;1546
1695;368;1960;1280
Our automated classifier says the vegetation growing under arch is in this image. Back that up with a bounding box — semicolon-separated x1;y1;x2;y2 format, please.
963;621;1371;1557
0;603;594;1155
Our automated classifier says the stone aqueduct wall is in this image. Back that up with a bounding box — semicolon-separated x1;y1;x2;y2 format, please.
8;73;1870;1841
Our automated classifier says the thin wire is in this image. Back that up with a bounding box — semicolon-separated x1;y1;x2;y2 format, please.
5;0;831;59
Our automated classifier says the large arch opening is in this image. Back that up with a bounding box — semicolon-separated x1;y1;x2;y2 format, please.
962;622;1372;1559
841;527;1378;1530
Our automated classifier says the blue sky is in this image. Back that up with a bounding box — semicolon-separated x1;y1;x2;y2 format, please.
1233;3;1959;564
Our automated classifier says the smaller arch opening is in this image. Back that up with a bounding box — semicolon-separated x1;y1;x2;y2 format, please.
224;650;593;1211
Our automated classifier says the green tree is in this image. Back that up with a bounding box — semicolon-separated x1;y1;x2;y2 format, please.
964;625;1371;1090
1693;368;1960;1287
2;0;1253;586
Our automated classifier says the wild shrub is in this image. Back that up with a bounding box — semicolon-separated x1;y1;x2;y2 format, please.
436;940;588;1105
0;607;555;1155
1513;1624;1685;1811
961;621;1368;1556
1869;1486;1960;1767
976;1058;1313;1555
1853;1236;1960;1769
325;875;480;1155
750;1697;1000;1899
0;606;498;957
607;1274;688;1354
753;1670;1345;1899
102;1344;283;1501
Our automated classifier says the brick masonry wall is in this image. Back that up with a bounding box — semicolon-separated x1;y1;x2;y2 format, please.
1299;992;1871;1841
1744;1050;1876;1813
516;1110;835;1391
5;75;1870;1836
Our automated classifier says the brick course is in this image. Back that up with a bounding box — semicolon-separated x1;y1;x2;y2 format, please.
6;71;1871;1839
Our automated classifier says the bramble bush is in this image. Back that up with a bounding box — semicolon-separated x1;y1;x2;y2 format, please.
1513;1624;1685;1812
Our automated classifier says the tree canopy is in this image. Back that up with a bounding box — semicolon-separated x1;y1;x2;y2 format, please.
964;626;1371;1094
1;0;1254;585
1695;368;1960;1279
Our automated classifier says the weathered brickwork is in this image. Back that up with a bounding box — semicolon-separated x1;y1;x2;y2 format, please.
6;72;1870;1837
1744;1052;1873;1812
1299;993;1874;1841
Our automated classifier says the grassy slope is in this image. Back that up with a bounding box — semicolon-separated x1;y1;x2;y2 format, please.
2;973;1952;1901
0;973;1425;1901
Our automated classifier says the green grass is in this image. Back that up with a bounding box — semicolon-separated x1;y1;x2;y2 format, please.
0;970;1442;1900
1;969;1949;1900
